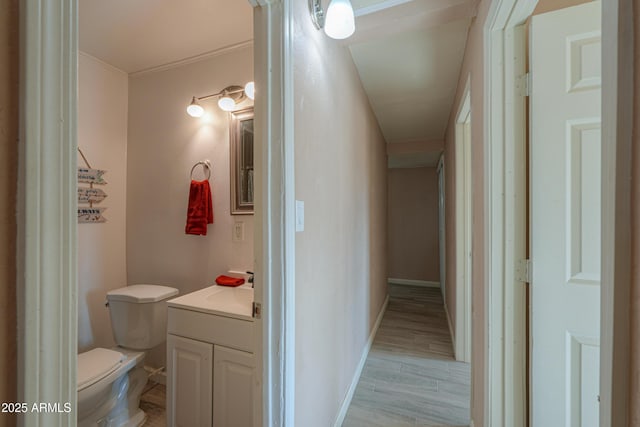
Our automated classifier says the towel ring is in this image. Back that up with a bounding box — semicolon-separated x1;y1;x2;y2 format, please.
190;160;212;180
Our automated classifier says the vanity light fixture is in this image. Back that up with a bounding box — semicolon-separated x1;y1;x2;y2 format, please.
187;97;205;118
186;82;254;117
244;81;255;100
309;0;355;40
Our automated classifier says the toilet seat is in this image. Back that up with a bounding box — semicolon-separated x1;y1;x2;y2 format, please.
77;348;124;391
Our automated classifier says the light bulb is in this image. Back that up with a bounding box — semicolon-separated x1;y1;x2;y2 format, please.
218;96;236;111
324;0;355;40
187;97;204;117
244;81;255;100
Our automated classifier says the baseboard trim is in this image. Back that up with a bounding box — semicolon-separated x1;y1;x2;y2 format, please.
387;278;440;288
332;294;390;427
443;301;456;358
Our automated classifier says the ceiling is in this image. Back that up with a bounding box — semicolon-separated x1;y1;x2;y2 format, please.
349;18;470;144
79;0;474;167
79;0;253;74
348;0;475;167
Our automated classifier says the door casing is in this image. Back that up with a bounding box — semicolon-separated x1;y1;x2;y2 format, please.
454;79;472;364
483;0;633;426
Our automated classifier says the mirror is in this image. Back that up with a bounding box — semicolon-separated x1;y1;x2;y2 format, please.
230;107;254;215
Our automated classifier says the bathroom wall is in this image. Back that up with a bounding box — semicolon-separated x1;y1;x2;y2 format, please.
126;46;254;299
77;53;129;352
387;166;440;282
292;2;388;425
0;1;18;424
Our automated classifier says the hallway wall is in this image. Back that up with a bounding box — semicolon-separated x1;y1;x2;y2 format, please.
292;1;388;425
533;0;590;14
387;167;440;282
630;0;640;420
443;0;492;424
0;1;18;425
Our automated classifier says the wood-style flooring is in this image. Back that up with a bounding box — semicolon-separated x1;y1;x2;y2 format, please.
140;382;166;426
342;284;471;427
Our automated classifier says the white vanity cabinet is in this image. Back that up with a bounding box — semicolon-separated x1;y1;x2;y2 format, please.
167;334;213;426
213;345;255;427
166;286;255;427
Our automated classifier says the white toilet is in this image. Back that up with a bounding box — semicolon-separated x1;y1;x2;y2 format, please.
77;284;178;427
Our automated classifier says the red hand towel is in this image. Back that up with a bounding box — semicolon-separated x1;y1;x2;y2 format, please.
215;275;246;287
185;180;213;235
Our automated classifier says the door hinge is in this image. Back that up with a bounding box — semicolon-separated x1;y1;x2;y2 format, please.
516;259;532;283
518;72;531;97
252;302;262;319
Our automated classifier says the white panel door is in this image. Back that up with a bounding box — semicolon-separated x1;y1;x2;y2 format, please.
530;2;601;427
167;334;213;427
213;345;255;427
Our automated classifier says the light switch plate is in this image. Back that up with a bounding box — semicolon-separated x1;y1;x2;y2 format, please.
233;221;245;241
295;200;304;232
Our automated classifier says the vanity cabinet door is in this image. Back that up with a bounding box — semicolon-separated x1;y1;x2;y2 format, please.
213;345;255;427
167;334;213;427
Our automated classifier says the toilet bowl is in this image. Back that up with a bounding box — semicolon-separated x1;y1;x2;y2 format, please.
77;348;146;427
77;284;178;427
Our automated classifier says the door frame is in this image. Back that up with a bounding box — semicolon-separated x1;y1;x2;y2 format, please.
18;1;79;423
18;1;295;426
454;80;472;363
437;154;446;303
250;0;296;425
599;0;634;424
483;0;633;426
483;1;531;423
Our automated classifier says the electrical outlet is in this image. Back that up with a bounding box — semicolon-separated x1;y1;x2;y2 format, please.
295;200;304;232
233;221;245;241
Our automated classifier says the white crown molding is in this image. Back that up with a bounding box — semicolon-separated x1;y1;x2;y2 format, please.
79;51;128;75
129;40;254;78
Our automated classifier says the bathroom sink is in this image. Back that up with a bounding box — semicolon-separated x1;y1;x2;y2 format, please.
167;284;254;321
206;286;252;306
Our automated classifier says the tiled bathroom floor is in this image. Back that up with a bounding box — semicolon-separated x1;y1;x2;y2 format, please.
140;382;166;427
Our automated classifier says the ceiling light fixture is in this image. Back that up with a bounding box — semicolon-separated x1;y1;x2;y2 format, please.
309;0;355;40
186;82;254;117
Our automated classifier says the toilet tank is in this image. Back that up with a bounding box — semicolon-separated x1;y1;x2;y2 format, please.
106;285;179;350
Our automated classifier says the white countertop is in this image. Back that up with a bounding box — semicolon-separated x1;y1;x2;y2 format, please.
167;284;254;321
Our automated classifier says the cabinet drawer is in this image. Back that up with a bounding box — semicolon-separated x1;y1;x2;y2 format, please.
168;307;254;353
